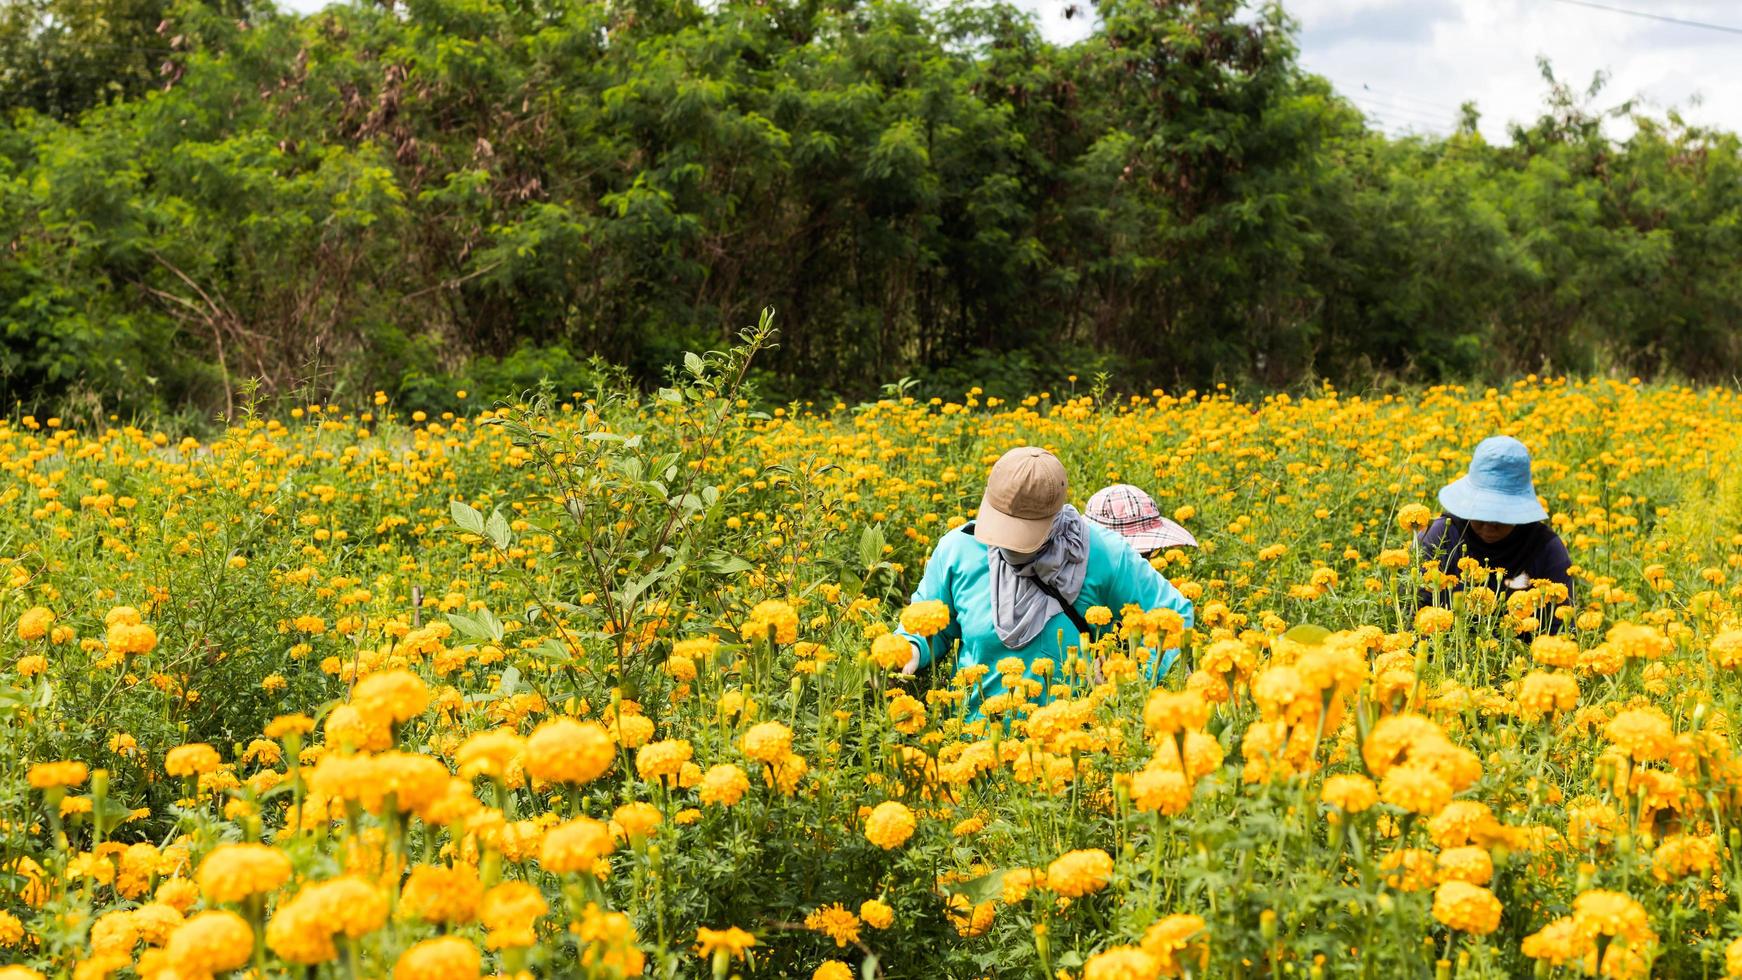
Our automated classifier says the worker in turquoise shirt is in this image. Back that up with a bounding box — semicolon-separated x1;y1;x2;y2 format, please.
894;446;1194;718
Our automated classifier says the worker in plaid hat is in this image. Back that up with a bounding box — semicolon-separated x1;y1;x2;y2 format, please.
1084;484;1198;558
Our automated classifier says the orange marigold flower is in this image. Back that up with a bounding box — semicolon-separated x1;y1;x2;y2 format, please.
523;718;616;785
863;801;916;850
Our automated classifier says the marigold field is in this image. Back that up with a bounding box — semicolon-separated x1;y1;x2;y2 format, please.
4;352;1742;979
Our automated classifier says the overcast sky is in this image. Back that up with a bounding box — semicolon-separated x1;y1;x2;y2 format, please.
1016;0;1742;141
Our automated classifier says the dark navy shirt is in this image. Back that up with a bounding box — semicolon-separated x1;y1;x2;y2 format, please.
1416;515;1574;634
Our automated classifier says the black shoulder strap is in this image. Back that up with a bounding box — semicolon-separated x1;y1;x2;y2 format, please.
1030;574;1094;636
963;520;1095;634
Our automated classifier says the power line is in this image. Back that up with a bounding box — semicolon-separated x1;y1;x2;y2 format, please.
1355;83;1464;115
1349;94;1454;126
1542;0;1742;35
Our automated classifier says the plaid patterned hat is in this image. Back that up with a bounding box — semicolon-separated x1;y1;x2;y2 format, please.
1084;484;1199;553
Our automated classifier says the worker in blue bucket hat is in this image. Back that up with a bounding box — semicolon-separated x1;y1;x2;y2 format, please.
1416;436;1574;635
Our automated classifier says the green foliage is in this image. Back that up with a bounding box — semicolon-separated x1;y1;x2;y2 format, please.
2;0;1741;416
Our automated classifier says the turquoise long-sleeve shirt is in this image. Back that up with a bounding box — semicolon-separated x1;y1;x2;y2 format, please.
896;520;1194;719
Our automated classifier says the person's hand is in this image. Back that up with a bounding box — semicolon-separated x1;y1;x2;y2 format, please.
900;649;920;676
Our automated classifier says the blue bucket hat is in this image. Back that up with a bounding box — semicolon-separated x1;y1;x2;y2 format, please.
1438;435;1549;525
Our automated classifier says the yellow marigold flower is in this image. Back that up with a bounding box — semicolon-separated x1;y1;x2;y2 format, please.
864;800;917;850
804;903;861;948
107;622;158;657
392;936;481;980
1413;606;1454;635
1725;936;1742;978
130;902;183;946
1436;846;1494;886
1140;913;1209;976
165;910;253;978
1530;634;1580;668
0;968;43;980
859;899;894;930
814;961;854;980
1427;803;1495;850
1517;671;1579;721
699;763;751;807
15;655;45;677
197;843;292;904
16;606;53;641
610;711;655;748
353;668;430;725
575;901;645;975
765;753;808;794
741;599;800;645
539;816;615;875
1605;707;1673;762
1379;852;1435;898
635;739;693;785
1085;605;1113;627
869;633;913;670
455;729;525;781
155;877;200;913
89;909;137;957
1143;690;1210;737
1651;833;1719;883
267;886;343;965
400;863;483;925
481;881;547;950
990;867;1039;903
1377;548;1411;570
1045;848;1114;898
26;761;87;790
898;600;951;638
887;694;927;734
1711;630;1742;670
164;743;221;777
612;801;662;842
1397;503;1433;533
1432;881;1502;935
0;910;26;948
1131;768;1192;815
370;751;452;813
695;925;757;961
1320;773;1377;813
1082;946;1159;980
1605;622;1673;661
265;713;316;740
1379;762;1452;816
1522;916;1592;968
742;721;794;764
666;654;699;681
672;636;718;662
1571;889;1653;941
523;718;616;785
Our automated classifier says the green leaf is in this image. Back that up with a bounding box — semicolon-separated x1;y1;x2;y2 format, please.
1283;624;1332;646
859;525;887;570
446;612;490;641
499;666;520;696
941;868;1007;905
485;509;511;550
704;554;755;575
450;500;485;535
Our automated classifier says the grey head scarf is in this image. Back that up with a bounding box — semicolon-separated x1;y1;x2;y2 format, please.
987;505;1090;648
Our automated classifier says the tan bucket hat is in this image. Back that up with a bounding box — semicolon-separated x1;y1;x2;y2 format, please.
976;447;1068;553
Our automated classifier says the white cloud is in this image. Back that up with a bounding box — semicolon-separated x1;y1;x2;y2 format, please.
1016;0;1742;140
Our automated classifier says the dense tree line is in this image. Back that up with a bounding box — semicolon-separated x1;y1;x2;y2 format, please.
3;0;1740;413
